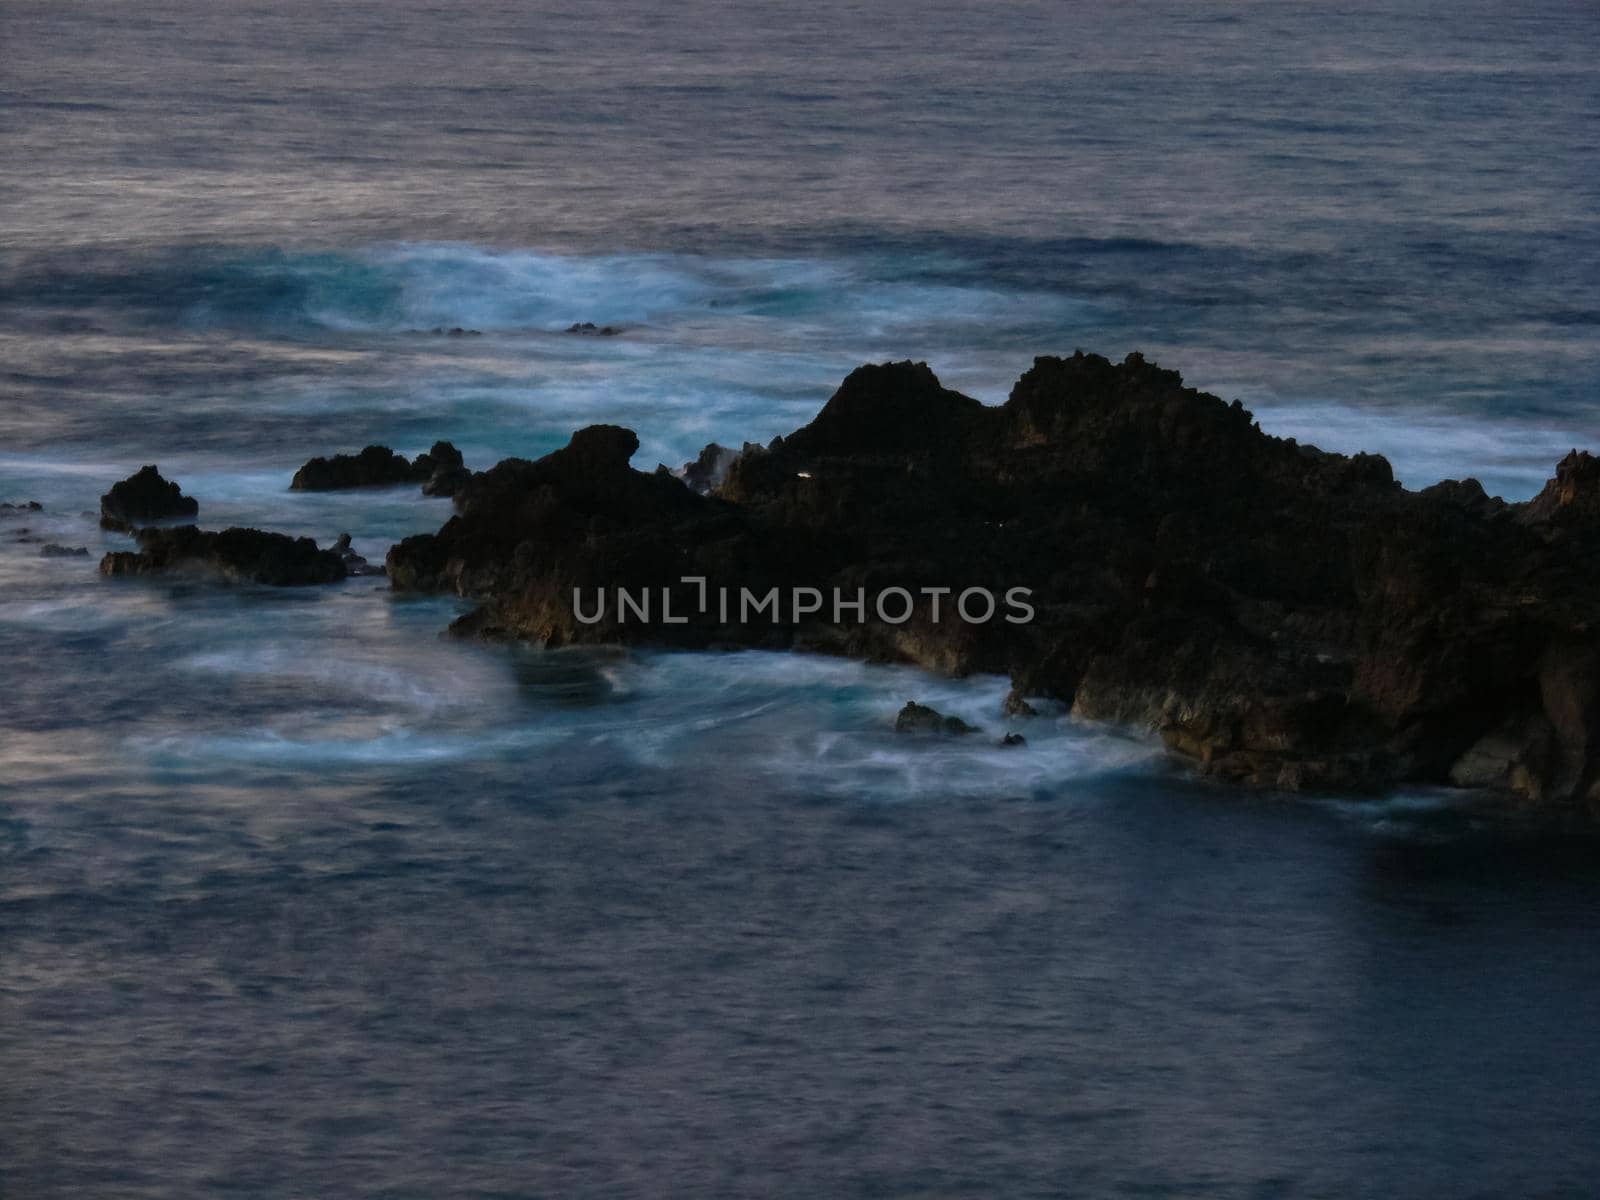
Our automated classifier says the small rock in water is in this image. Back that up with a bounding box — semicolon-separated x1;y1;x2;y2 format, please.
565;321;620;336
100;466;197;532
0;500;43;514
331;532;384;577
677;442;762;495
1002;689;1039;718
40;543;91;558
895;701;977;736
1000;732;1028;748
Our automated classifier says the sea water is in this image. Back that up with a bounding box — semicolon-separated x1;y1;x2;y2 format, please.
3;1;1600;1195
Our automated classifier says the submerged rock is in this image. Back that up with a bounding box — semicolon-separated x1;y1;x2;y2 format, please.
566;322;620;336
385;352;1600;811
40;543;90;558
1000;732;1028;748
101;526;346;586
100;466;198;532
1;500;43;514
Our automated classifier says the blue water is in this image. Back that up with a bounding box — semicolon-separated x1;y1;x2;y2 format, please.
4;1;1600;1196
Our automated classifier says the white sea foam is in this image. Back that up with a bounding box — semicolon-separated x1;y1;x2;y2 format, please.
279;244;1081;343
136;638;1162;798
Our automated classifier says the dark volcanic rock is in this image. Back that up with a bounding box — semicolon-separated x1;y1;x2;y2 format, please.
421;467;472;498
331;532;383;577
1419;477;1508;520
291;442;469;495
895;702;978;736
101;526;346;585
415;441;472;498
100;466;198;532
385;352;1600;811
413;441;463;477
680;443;738;495
1002;689;1039;718
40;544;90;558
291;445;418;491
1520;450;1600;528
679;441;766;495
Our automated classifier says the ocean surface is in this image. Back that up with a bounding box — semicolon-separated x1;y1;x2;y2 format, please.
4;1;1600;1196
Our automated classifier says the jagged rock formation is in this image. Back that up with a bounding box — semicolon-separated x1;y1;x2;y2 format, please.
895;701;978;736
416;444;472;498
290;441;470;497
100;465;198;531
101;526;346;586
386;352;1600;810
677;441;766;495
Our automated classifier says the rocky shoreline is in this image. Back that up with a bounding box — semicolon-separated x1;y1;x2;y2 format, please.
386;353;1600;810
83;351;1600;811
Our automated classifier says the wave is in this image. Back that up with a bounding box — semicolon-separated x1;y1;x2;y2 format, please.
143;644;1162;799
0;242;1083;340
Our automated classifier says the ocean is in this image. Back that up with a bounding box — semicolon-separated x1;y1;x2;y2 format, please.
3;1;1600;1195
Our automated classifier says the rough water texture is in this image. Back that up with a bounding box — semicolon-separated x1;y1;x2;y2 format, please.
4;1;1600;1197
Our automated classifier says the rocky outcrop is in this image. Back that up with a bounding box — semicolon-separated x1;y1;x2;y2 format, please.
385;352;1600;811
678;442;765;495
101;526;345;586
290;441;470;496
895;702;978;736
100;466;198;532
40;544;90;558
414;442;472;498
1002;689;1039;718
1520;450;1600;527
290;445;415;491
1;500;43;514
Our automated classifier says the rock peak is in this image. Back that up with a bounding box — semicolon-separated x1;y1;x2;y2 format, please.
562;424;640;471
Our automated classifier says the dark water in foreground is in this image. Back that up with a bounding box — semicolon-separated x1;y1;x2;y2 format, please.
4;0;1600;1195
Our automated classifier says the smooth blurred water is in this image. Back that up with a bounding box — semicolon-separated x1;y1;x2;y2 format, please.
3;1;1600;1196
